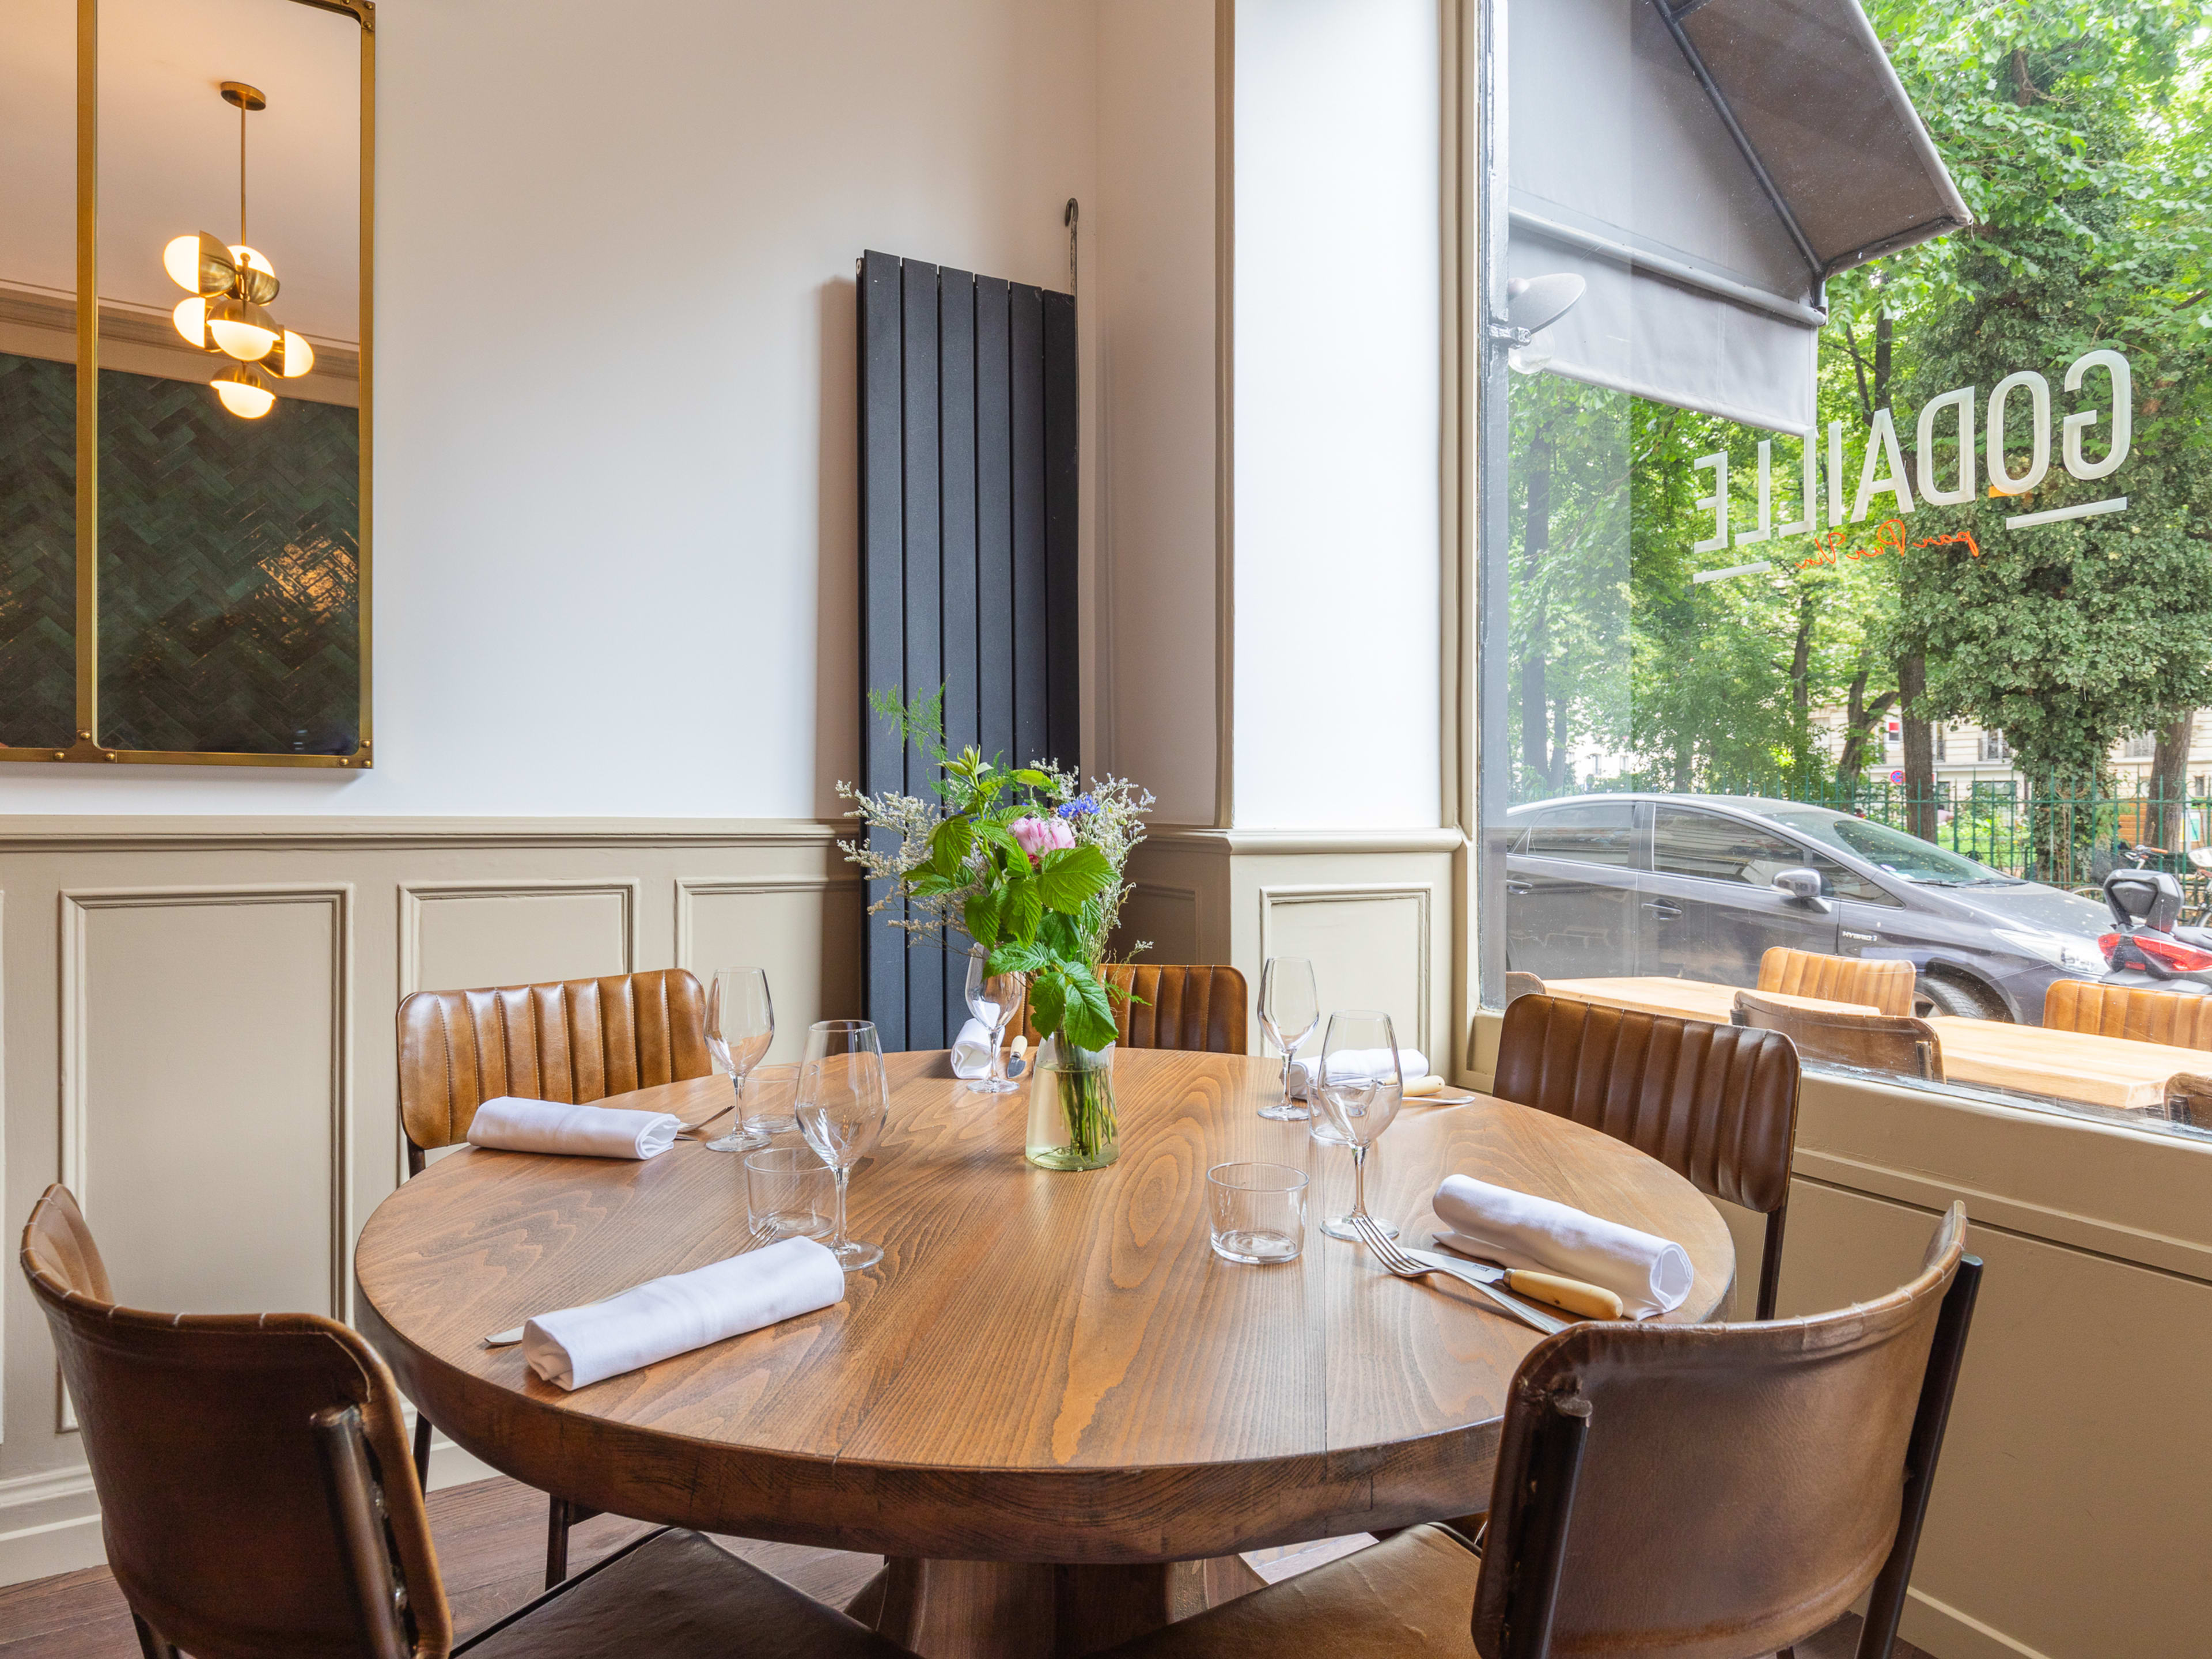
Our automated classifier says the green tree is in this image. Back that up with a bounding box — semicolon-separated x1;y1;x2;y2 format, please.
1870;0;2212;870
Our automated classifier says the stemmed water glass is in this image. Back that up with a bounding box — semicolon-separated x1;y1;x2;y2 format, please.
964;946;1027;1094
794;1020;889;1272
1257;956;1319;1121
1313;1009;1404;1242
703;968;775;1153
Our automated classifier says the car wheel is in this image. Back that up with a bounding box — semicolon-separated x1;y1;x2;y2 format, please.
1914;974;2010;1022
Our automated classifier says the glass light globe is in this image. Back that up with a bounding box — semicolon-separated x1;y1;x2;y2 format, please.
267;329;316;378
207;297;278;362
211;365;275;418
172;296;213;349
162;232;233;296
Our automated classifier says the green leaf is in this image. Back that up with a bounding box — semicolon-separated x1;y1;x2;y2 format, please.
1001;875;1044;944
1010;768;1052;787
1062;967;1120;1051
929;816;974;878
986;941;1050;975
1033;844;1113;911
963;888;1003;950
1027;971;1069;1037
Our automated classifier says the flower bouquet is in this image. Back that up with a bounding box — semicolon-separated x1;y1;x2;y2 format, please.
840;689;1154;1169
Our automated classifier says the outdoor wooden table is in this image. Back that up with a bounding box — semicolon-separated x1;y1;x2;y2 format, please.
1545;975;2200;1113
355;1048;1732;1659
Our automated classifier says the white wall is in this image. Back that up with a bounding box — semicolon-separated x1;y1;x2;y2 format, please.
0;0;1097;818
1096;0;1219;827
1232;0;1442;830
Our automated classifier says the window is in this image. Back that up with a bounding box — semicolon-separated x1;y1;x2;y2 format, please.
1514;802;1637;866
1482;0;2211;1141
1653;809;1807;888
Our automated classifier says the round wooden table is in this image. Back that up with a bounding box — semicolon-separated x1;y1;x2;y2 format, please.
355;1050;1732;1659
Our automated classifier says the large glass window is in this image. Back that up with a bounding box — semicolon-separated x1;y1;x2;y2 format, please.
1484;0;2212;1139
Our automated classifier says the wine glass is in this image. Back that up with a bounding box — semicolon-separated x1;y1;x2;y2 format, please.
703;968;775;1153
794;1020;889;1271
964;946;1027;1094
1256;956;1319;1121
1314;1010;1404;1242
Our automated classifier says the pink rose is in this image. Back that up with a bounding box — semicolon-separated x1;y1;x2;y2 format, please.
1010;815;1077;862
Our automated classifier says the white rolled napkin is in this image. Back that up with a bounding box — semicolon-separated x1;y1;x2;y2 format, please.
950;1018;998;1080
522;1237;847;1390
1291;1047;1428;1099
467;1096;683;1161
1432;1172;1692;1319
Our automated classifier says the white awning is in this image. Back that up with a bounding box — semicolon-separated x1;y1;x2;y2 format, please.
1508;0;1969;435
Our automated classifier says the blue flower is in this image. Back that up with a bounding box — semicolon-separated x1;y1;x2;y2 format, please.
1056;794;1099;819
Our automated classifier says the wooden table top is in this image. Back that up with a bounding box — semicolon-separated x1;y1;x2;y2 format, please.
1546;975;2197;1112
354;1050;1732;1564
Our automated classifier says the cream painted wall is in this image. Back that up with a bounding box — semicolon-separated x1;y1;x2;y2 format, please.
1231;0;1444;831
1096;0;1219;826
0;0;1097;819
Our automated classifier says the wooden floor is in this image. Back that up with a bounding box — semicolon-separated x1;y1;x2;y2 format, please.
0;1475;1928;1657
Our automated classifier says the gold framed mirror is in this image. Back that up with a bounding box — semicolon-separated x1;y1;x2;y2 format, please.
0;0;372;768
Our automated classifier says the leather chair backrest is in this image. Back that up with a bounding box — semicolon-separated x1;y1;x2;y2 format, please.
20;1185;452;1659
1021;964;1248;1054
396;968;712;1153
1736;988;1945;1082
1758;946;1915;1017
2165;1074;2212;1131
1472;1205;1970;1659
2045;979;2212;1050
1491;995;1799;1215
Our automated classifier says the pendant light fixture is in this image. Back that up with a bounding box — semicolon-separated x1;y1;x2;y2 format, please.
163;81;315;418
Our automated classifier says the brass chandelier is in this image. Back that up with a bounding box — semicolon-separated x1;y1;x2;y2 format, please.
162;81;314;418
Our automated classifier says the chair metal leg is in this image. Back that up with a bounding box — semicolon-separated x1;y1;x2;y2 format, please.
411;1409;433;1493
1857;1256;1984;1659
131;1614;177;1659
1756;1203;1789;1321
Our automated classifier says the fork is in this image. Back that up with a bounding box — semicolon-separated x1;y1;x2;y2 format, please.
482;1224;775;1347
1347;1212;1569;1336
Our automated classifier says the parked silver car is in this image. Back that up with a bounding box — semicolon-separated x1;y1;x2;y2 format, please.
1504;794;2112;1023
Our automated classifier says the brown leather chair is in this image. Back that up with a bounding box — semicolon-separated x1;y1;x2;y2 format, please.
1097;1204;1981;1659
1492;995;1801;1320
1736;988;1946;1082
1020;964;1248;1052
19;1184;910;1659
2163;1074;2212;1131
1758;945;1915;1017
2044;978;2212;1048
395;967;714;1583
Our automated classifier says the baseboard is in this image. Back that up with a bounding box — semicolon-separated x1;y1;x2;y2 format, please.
1901;1586;2058;1659
0;1431;499;1589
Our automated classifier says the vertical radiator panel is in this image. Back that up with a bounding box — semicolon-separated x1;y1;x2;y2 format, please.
858;252;1078;1047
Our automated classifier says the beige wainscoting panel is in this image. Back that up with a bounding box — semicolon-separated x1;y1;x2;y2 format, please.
60;887;351;1327
399;878;639;998
1258;884;1432;1058
0;817;852;1583
1785;1179;2212;1659
1117;881;1202;967
676;877;864;1066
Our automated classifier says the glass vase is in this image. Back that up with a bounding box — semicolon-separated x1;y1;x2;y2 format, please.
1025;1034;1119;1171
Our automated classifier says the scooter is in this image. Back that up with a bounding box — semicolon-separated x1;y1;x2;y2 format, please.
2097;864;2212;995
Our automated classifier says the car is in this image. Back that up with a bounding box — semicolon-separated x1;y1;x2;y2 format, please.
1503;793;2112;1023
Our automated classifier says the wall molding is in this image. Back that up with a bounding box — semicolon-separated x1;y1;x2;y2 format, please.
1257;881;1434;1056
1147;824;1465;857
672;873;864;972
396;878;642;998
0;816;845;854
55;883;356;1414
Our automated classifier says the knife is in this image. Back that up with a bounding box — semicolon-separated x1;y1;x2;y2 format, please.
1406;1247;1625;1321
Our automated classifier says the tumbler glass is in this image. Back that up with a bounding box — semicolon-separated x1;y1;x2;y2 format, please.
1206;1161;1309;1264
